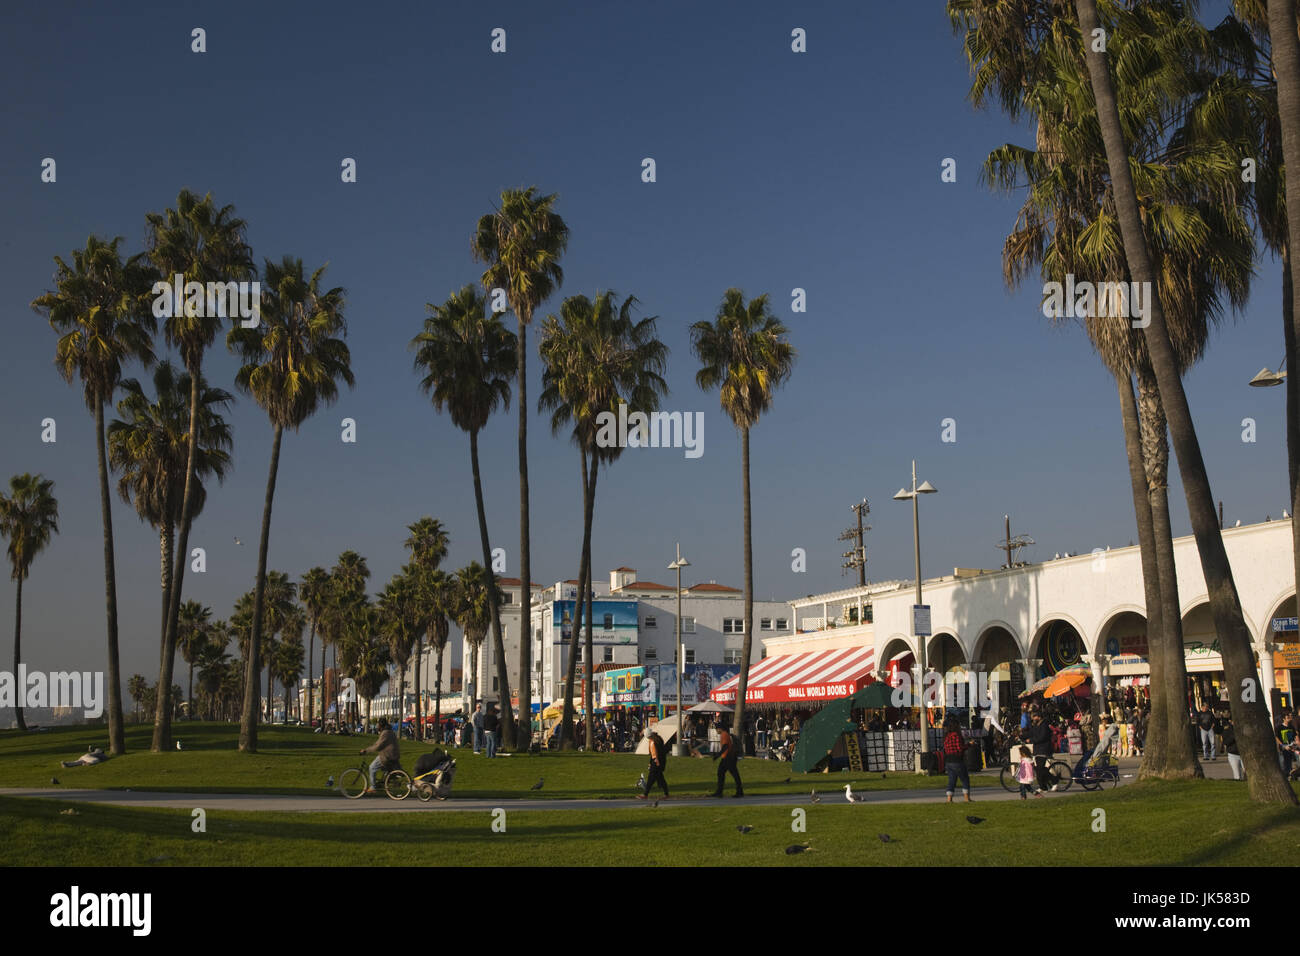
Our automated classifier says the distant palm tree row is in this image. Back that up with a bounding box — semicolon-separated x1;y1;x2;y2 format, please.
947;0;1300;805
16;182;795;755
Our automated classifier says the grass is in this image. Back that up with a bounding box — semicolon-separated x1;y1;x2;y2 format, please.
2;780;1299;866
0;722;997;798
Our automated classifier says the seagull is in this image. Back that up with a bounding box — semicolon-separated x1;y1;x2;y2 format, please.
530;777;544;791
844;784;860;804
785;843;815;855
811;789;821;804
878;833;892;843
966;815;985;825
637;773;646;790
175;740;182;750
736;825;753;833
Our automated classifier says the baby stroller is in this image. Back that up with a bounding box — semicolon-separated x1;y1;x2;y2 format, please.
1071;751;1120;790
412;749;457;802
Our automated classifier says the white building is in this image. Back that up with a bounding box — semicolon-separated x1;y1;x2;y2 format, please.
747;518;1300;717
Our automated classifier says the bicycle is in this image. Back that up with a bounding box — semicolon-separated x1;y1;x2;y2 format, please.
339;761;411;800
999;753;1072;793
1073;752;1120;791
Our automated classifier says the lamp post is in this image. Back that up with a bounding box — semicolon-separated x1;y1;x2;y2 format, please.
894;460;937;773
669;544;691;756
1249;356;1291;723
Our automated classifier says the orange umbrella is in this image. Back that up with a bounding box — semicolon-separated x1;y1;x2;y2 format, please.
1043;667;1090;699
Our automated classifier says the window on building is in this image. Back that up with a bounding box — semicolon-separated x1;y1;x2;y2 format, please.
723;648;742;664
492;676;499;691
603;613;613;630
603;646;613;662
682;617;696;633
723;618;744;634
760;618;772;630
576;645;583;663
684;648;696;664
644;645;657;660
501;592;513;604
776;618;788;630
645;615;657;628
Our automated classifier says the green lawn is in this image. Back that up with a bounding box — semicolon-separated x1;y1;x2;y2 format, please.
0;722;994;798
2;780;1297;866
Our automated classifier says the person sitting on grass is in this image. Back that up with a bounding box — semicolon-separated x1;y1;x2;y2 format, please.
360;717;400;793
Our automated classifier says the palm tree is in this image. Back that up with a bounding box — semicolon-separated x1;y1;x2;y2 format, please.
108;361;232;662
273;632;305;723
423;569;456;739
146;190;254;752
454;563;498;712
0;474;59;732
324;551;371;726
1073;0;1294;802
412;287;517;742
403;517;450;739
128;674;148;723
473;188;569;747
966;0;1255;777
195;638;230;721
176;600;213;719
300;566;330;729
259;570;300;720
690;290;795;741
33;234;156;754
379;570;420;727
227;256;354;752
539;292;669;747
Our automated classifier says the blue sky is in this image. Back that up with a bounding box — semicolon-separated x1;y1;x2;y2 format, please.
0;0;1285;683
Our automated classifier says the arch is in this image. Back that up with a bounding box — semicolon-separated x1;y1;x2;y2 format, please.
1030;616;1089;677
973;620;1024;661
927;630;966;670
1094;606;1148;657
1262;589;1297;644
1180;598;1260;647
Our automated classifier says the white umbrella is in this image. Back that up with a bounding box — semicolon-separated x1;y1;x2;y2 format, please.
687;700;734;713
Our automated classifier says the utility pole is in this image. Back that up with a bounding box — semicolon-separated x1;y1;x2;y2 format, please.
996;515;1035;569
840;499;870;586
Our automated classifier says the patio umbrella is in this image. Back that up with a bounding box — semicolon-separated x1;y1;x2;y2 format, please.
1020;674;1056;698
1043;667;1090;699
850;681;914;709
687;700;734;713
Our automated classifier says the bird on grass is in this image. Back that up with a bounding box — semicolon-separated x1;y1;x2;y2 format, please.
736;825;753;834
176;740;182;751
966;815;985;825
783;777;791;784
878;833;892;843
327;776;335;789
530;777;544;791
844;784;861;804
785;843;815;855
50;777;59;786
810;789;821;804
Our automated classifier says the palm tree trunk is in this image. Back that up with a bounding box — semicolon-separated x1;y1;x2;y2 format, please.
1283;244;1300;628
240;424;284;753
583;456;599;750
155;369;203;752
266;659;273;722
14;576;26;732
159;523;173;670
414;634;423;741
1078;0;1296;803
434;641;444;741
732;426;754;742
307;623;315;731
560;448;591;750
187;658;195;722
1120;373;1167;779
1136;364;1200;779
471;640;481;713
397;661;407;730
517;317;531;750
95;401;126;754
332;644;339;730
469;427;515;746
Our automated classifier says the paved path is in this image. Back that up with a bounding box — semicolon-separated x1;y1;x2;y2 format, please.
3;756;1237;814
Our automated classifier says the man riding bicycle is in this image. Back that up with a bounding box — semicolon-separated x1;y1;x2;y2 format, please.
360;717;401;793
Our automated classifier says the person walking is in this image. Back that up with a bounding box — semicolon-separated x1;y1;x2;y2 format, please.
710;724;744;798
755;714;768;751
942;714;971;803
483;704;500;758
638;726;670;800
1221;715;1243;781
1027;710;1055;793
1196;703;1216;761
472;703;485;754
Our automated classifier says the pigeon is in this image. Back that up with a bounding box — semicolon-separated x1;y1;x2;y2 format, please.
637;773;646;790
327;776;335;789
966;815;985;825
844;784;860;804
736;825;753;834
878;833;892;843
783;777;791;784
811;789;821;804
785;843;815;855
530;777;544;791
50;777;59;786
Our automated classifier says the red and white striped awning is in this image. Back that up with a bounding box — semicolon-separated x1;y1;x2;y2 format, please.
712;646;876;705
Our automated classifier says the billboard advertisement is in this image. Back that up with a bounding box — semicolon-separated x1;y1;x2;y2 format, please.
553;599;638;646
655;663;739;712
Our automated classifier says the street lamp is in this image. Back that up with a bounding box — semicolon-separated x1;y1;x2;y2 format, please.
1249;356;1287;387
669;544;691;756
894;459;937;773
